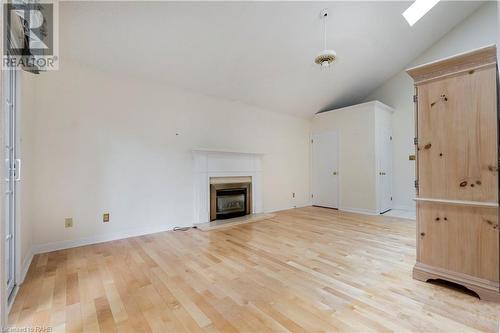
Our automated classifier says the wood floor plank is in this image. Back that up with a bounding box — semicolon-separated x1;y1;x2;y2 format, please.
8;207;500;332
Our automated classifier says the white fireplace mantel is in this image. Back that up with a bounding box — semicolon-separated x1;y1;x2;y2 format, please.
192;149;264;224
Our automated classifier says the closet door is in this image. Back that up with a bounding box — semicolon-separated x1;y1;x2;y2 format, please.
417;66;497;202
311;131;339;209
377;125;393;213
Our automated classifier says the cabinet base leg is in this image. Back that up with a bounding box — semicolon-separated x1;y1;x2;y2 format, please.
413;263;500;303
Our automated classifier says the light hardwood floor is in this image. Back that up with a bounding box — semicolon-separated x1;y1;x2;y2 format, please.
9;207;500;332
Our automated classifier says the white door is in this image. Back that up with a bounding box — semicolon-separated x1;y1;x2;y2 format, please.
311;131;339;209
3;69;18;301
378;128;392;213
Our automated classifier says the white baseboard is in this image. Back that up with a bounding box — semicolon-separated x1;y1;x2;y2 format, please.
32;225;175;255
392;204;416;212
338;207;379;215
30;204;311;256
19;249;34;284
265;203;310;214
8;249;34;313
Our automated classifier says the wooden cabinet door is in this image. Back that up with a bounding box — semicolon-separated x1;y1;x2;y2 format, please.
418;202;499;284
417;66;498;202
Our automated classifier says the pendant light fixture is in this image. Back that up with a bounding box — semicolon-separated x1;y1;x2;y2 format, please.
314;9;337;69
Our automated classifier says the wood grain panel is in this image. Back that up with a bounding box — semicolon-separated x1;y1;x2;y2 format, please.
417;66;498;202
417;202;499;283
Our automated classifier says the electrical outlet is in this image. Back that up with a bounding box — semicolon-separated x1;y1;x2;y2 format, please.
103;213;110;223
64;218;73;228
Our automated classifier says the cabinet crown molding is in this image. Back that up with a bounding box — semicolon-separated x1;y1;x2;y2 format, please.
406;44;497;84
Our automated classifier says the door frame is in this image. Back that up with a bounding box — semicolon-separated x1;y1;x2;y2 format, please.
309;130;341;209
0;38;5;328
12;69;22;306
1;67;22;323
6;68;16;300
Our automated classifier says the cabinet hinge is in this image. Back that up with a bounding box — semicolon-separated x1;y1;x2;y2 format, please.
413;94;418;103
414;137;418;145
311;139;314;144
414;180;419;188
390;197;393;201
390;136;392;141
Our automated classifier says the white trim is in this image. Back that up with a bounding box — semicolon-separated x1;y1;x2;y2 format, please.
3;69;20;317
392;204;416;212
7;285;19;313
308;133;313;208
19;249;33;284
14;69;23;298
31;205;309;255
192;148;265;155
0;97;4;331
4;249;30;312
317;100;395;115
339;207;379;216
264;203;310;214
192;150;263;224
32;225;174;255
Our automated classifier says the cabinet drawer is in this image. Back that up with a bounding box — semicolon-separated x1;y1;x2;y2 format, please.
417;202;499;283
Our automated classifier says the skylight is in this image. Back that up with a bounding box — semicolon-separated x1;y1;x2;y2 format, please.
403;0;440;26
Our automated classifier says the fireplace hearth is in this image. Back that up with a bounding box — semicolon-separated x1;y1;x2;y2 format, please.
210;181;252;221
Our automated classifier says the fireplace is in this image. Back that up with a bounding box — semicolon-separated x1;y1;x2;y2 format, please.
210;181;252;221
192;149;263;224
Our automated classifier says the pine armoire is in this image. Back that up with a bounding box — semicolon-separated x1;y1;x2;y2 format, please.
407;45;499;302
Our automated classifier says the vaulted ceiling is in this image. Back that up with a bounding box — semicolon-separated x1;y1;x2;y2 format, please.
60;1;483;117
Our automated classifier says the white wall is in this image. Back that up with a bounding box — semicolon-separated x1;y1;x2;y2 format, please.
29;61;310;251
364;2;497;211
